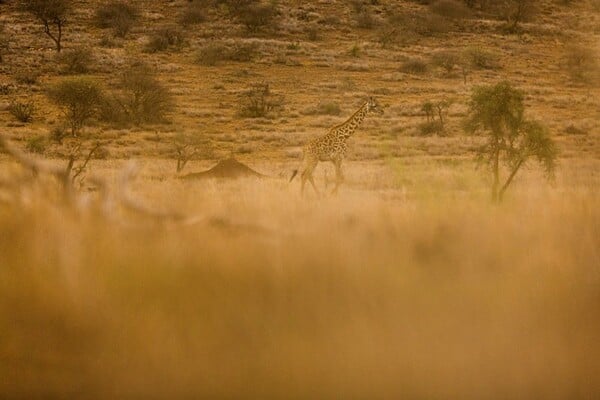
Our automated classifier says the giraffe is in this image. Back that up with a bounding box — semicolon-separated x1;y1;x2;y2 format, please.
290;97;384;195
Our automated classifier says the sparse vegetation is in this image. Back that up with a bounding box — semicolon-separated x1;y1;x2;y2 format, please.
19;0;69;52
26;134;47;154
94;1;139;37
496;0;538;32
195;41;259;65
180;1;208;25
238;82;284;118
430;0;472;19
464;81;557;201
57;47;95;74
14;70;39;85
565;44;599;83
0;23;8;63
400;58;428;74
8;99;35;123
172;132;211;173
463;46;500;70
431;50;461;74
145;27;185;53
233;1;279;34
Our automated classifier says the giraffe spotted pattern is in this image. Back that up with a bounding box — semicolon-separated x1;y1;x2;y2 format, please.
291;97;384;195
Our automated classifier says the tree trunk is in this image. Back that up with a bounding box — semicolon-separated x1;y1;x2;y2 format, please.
491;147;500;202
498;158;524;201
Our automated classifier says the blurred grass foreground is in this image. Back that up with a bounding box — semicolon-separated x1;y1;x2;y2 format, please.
0;172;599;399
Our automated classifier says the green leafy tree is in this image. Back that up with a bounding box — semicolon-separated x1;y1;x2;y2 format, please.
20;0;70;52
464;81;557;201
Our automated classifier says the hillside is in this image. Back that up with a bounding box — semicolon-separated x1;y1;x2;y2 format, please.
0;0;599;168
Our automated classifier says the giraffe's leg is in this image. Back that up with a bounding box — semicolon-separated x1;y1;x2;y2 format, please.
300;159;318;196
332;158;344;194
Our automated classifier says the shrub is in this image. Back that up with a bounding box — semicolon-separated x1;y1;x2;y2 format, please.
49;125;68;144
463;46;500;70
431;50;461;74
418;120;444;136
47;77;104;136
430;0;472;19
236;2;278;33
145;27;185;53
0;23;8;64
228;41;259;61
317;103;342;115
565;44;599;83
196;42;229;66
238;82;283;118
14;70;39;85
180;1;208;25
303;102;342;116
94;1;139;37
57;47;95;74
400;58;428;74
114;64;174;125
305;25;320;41
195;41;258;65
9;100;35;123
26;135;47;154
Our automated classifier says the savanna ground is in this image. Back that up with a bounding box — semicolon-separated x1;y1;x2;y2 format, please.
0;0;599;398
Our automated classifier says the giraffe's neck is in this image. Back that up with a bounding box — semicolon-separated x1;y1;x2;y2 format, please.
333;102;369;140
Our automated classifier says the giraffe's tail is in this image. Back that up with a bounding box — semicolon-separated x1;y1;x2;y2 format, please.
289;169;299;182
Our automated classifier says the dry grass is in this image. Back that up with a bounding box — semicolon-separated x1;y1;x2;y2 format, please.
1;158;599;399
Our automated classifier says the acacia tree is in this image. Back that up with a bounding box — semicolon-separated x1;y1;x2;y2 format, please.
20;0;70;52
47;77;103;136
500;0;537;32
47;77;104;182
464;81;557;202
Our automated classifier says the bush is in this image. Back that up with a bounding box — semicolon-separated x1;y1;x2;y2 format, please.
145;27;185;53
195;41;258;65
238;82;283;118
49;125;68;144
430;0;472;18
400;58;428;74
418;121;444;136
94;1;139;37
9;100;34;123
196;42;229;66
565;44;599;83
113;64;174;125
431;50;461;74
303;102;342;116
26;135;47;154
47;77;104;136
180;1;208;25
0;23;8;64
57;47;95;74
305;25;320;41
14;71;39;85
235;2;278;33
463;46;500;70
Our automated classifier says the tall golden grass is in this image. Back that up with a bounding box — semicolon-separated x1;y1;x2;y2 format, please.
1;159;599;399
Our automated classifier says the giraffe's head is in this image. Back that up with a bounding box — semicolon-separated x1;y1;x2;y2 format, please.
366;97;384;115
